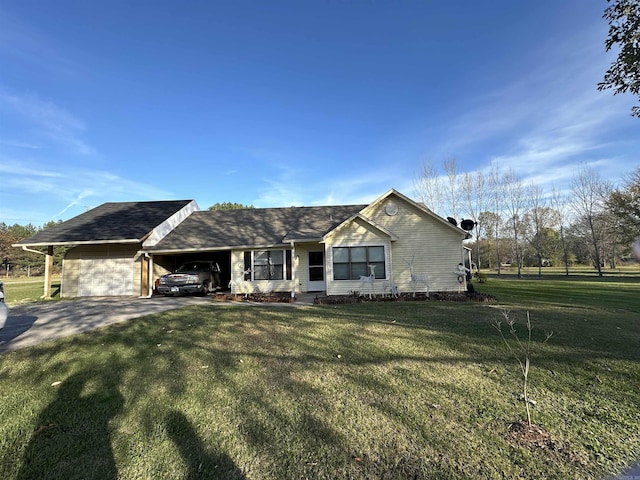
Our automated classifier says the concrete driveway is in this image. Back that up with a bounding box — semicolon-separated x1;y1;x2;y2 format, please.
0;296;212;354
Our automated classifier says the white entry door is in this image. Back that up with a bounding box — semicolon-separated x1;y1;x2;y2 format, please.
307;251;326;292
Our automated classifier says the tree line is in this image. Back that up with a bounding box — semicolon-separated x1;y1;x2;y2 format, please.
414;161;640;278
0;221;67;276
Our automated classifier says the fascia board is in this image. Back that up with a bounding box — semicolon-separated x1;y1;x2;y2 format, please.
12;239;142;248
143;200;200;247
323;213;397;242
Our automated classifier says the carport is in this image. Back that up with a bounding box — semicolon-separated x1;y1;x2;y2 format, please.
150;251;232;292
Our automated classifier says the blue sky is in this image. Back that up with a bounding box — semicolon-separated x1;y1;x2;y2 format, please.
1;0;638;225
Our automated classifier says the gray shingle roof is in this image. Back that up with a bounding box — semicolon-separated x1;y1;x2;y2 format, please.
146;204;366;252
15;200;193;246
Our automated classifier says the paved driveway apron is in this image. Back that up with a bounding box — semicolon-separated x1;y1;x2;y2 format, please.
0;296;211;354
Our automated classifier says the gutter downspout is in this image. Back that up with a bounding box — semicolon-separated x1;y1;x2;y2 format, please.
21;245;54;299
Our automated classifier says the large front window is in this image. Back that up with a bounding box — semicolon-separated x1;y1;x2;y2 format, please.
333;246;386;280
253;250;284;280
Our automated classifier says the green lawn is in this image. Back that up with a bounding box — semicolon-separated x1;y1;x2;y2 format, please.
0;275;639;479
1;276;61;306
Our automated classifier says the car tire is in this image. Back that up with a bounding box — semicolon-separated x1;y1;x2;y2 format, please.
199;281;209;296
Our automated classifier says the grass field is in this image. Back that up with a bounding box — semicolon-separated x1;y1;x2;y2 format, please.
0;273;638;479
0;276;61;306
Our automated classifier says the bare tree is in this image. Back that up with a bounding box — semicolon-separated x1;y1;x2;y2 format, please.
462;170;486;272
570;166;610;277
444;158;459;220
488;165;505;275
413;159;445;215
550;186;572;276
527;185;549;277
503;169;528;278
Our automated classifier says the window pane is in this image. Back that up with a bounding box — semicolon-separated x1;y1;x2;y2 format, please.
254;251;269;265
368;246;385;262
254;265;268;280
351;263;368;279
270;250;283;264
333;247;349;263
309;251;324;266
270;266;283;280
351;247;366;262
334;264;349;280
309;266;324;281
371;262;386;279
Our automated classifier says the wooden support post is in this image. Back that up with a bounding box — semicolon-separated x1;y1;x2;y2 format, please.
141;254;149;297
44;245;53;299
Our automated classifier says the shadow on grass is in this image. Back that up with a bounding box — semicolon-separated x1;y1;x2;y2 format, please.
166;410;246;479
4;301;638;479
16;368;123;480
0;315;37;351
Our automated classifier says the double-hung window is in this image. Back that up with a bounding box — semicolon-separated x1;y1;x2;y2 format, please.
333;246;386;280
252;250;285;280
244;250;292;281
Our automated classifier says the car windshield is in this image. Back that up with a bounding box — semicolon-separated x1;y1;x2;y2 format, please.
176;263;209;273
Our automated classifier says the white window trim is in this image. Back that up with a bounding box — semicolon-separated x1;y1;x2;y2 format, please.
329;244;389;281
251;249;286;281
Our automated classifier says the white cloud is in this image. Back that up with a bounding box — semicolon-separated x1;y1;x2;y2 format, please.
0;91;94;155
0;161;176;224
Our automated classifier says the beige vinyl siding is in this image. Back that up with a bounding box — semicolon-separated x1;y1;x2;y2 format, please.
324;218;392;296
229;249;296;295
364;196;466;293
62;244;141;297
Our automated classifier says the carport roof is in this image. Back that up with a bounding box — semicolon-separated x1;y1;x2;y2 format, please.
14;200;194;246
144;204;366;252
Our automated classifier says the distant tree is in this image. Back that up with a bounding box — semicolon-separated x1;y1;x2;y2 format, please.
0;223;39;275
550;186;572;276
444;158;459;220
488;165;506;275
606;167;640;247
478;210;501;269
462;170;487;272
503;169;527;278
208;202;254;210
598;0;640;117
571;166;610;276
413;159;444;215
525;185;560;277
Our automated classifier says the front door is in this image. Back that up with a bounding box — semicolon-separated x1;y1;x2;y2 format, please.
307;251;326;291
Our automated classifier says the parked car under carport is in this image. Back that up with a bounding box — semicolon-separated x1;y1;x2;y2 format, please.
156;261;222;296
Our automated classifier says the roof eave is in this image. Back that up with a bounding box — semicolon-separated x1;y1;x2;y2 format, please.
144;242;293;254
12;238;143;248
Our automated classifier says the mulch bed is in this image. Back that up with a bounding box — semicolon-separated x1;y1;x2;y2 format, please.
216;292;293;303
505;421;558;450
215;291;496;305
314;291;496;305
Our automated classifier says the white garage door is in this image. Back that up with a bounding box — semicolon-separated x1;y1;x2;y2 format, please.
79;257;134;297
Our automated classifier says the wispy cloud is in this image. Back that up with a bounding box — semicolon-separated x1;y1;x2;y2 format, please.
251;159;407;208
428;21;637;193
0;90;95;155
0;6;75;75
0;159;175;224
0;139;43;149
